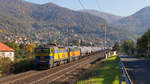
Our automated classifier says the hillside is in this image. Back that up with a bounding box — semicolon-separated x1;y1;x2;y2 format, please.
81;9;123;23
117;6;150;35
0;0;135;45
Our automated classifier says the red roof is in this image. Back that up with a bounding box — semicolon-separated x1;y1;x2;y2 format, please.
0;42;15;52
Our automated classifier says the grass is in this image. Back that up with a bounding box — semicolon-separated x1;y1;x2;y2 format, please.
76;55;124;84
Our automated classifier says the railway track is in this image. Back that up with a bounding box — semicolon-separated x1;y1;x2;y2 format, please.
0;51;104;84
0;70;39;83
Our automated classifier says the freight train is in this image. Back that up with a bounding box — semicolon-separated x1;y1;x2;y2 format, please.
34;45;102;69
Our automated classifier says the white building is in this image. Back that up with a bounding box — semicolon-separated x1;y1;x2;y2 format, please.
112;51;117;56
0;42;15;61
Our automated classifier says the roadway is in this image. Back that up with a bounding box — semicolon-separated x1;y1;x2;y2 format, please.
120;55;150;84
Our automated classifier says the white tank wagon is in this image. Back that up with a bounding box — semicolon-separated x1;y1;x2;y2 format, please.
79;47;87;56
93;47;102;52
89;47;101;54
79;46;102;56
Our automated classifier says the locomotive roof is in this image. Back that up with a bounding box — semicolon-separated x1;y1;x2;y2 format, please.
36;44;57;49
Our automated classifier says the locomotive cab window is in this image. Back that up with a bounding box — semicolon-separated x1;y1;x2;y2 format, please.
35;48;50;53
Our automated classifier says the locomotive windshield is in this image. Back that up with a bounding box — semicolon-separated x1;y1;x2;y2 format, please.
35;48;50;53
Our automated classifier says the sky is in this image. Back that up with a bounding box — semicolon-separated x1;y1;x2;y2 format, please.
25;0;150;16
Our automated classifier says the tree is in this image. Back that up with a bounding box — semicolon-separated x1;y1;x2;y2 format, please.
24;43;35;53
136;30;150;57
113;42;120;52
0;65;2;77
23;43;36;58
122;40;136;55
19;43;25;55
72;40;79;46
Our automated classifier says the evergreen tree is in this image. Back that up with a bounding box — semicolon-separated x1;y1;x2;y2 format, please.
136;30;150;57
113;42;120;52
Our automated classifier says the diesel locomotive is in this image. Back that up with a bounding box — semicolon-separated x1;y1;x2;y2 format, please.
34;44;102;69
34;45;81;69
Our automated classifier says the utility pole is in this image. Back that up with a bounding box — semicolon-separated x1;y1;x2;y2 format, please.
67;27;69;47
104;24;107;51
102;24;107;59
147;29;150;57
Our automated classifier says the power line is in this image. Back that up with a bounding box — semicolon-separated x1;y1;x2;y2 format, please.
95;0;107;57
147;29;150;56
78;0;86;9
77;0;107;50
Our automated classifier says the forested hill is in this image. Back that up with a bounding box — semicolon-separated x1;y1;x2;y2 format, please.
116;6;150;35
81;9;123;23
0;0;135;45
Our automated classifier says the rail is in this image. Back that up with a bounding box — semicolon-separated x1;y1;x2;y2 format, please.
118;56;133;84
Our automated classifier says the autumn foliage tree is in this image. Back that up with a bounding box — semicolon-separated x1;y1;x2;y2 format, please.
12;43;36;73
23;43;36;58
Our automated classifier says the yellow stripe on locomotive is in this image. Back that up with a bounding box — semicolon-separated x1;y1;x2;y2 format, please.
53;48;68;60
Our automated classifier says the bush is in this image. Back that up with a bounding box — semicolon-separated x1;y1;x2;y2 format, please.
13;58;34;73
0;57;35;76
0;57;13;76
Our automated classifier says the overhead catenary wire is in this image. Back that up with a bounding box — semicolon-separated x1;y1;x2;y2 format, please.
77;0;102;32
77;0;107;52
78;0;88;43
77;0;107;43
78;0;86;9
94;0;108;57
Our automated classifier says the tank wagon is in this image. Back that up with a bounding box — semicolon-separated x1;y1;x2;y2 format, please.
34;45;102;69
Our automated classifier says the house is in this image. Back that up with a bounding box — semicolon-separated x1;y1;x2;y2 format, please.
0;42;15;61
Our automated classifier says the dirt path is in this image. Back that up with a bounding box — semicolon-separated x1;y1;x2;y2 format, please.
120;55;150;84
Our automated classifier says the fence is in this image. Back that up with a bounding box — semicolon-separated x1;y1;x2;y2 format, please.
118;57;133;84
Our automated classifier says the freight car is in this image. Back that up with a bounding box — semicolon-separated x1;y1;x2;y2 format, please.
68;47;81;61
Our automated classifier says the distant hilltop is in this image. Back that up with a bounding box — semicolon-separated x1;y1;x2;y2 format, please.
0;0;146;45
